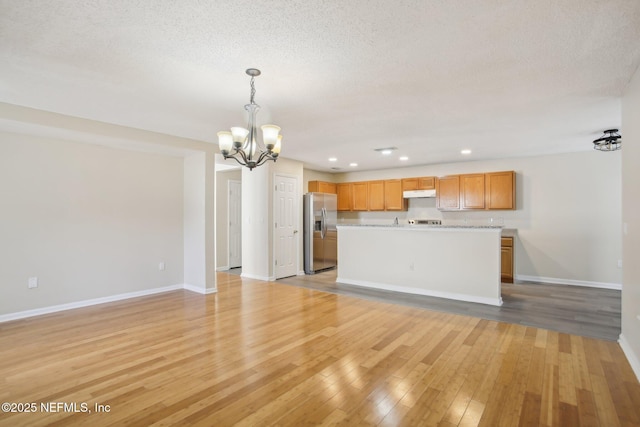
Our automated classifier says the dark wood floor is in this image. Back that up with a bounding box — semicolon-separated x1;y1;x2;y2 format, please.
277;270;621;342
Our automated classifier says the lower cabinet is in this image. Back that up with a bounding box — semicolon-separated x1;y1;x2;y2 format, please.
501;237;514;283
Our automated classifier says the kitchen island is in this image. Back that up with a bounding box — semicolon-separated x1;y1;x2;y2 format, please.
336;224;503;306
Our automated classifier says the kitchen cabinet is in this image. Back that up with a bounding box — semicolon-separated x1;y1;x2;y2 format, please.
486;171;515;210
402;176;435;191
417;177;435;190
436;171;515;211
368;180;385;211
384;180;407;211
402;178;418;191
308;180;337;194
460;173;485;210
436;175;460;210
352;181;369;211
501;236;514;283
337;183;352;211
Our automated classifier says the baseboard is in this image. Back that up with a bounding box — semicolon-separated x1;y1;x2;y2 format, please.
619;334;640;382
182;283;217;294
216;265;229;271
0;284;184;323
336;277;503;307
515;274;622;290
240;272;271;281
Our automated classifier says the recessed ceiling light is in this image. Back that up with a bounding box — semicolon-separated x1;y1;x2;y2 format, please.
349;163;358;167
399;156;409;161
461;149;472;155
328;157;337;162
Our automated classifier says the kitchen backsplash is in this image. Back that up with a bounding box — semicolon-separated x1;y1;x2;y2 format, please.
338;197;507;226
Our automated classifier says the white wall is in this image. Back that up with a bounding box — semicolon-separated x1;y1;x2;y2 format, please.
329;150;622;288
0;131;184;315
621;64;640;379
241;162;272;280
183;152;217;292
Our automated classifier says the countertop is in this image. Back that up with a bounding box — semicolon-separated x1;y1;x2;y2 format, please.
336;224;504;230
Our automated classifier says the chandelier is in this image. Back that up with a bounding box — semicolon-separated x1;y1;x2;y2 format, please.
217;68;282;170
593;129;621;152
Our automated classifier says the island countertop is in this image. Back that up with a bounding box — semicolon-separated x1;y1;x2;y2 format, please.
336;224;503;306
336;224;504;230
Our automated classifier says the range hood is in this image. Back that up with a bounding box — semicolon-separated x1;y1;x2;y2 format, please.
403;189;436;198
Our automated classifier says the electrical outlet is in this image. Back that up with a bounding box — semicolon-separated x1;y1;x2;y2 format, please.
28;277;38;289
159;262;166;271
617;260;623;268
409;262;414;271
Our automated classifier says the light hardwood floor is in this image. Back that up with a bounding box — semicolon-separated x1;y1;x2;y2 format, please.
0;272;638;426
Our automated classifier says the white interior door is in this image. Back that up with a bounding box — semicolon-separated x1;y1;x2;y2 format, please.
275;174;298;279
228;180;242;269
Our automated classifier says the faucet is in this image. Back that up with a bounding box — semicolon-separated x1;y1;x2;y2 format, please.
394;217;399;225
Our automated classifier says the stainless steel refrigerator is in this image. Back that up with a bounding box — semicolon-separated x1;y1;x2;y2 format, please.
304;192;337;274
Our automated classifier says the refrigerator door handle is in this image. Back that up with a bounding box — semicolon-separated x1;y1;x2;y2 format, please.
321;207;327;239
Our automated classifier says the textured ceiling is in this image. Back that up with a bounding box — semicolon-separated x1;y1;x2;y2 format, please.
1;0;639;172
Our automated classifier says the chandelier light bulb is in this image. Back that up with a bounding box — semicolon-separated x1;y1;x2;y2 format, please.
230;127;249;146
261;124;281;150
272;135;282;156
217;131;233;154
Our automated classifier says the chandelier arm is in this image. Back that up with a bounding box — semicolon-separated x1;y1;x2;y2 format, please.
224;154;249;167
226;147;251;165
253;151;272;167
257;150;279;167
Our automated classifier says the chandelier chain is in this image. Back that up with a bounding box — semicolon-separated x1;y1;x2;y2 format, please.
250;76;256;104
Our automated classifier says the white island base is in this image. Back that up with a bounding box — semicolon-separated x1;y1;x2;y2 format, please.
336;225;503;306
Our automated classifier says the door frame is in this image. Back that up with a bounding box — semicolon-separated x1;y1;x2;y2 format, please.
272;172;301;279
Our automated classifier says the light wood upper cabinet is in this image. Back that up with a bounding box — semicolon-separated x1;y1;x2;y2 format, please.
368;180;385;211
437;171;515;211
351;181;369;211
402;176;435;191
337;183;352;211
436;175;460;210
308;180;337;194
402;178;418;191
486;171;515;210
460;173;485;210
384;180;407;211
332;171;513;212
417;177;435;190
